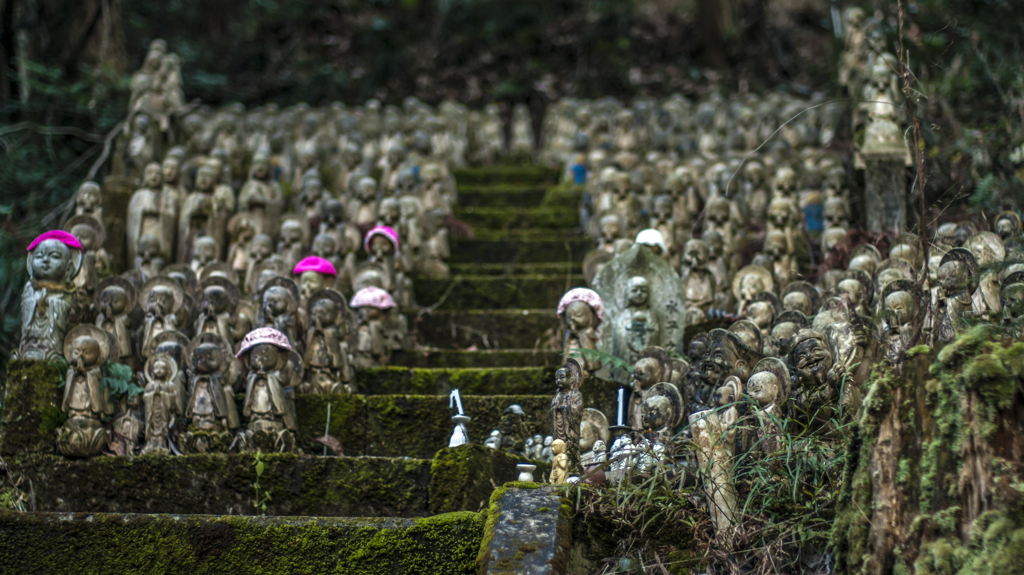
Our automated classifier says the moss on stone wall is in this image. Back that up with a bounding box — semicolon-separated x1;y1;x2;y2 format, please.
10;453;432;517
413;274;586;310
429;445;547;515
0;360;65;455
390;349;564;369
355;366;553;396
453;206;579;230
0;509;484;575
452;166;560;186
449;236;591;265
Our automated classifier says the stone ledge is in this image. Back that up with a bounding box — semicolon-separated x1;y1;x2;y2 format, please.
0;509;484;575
477;485;571;575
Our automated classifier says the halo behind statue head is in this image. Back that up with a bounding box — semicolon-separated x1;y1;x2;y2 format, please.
642;382;683;428
582;250;614;286
187;332;234;372
198;275;240;315
64;325;114;366
751;357;791;402
259;276;301;308
162;263;198;295
839;268;874;307
773;310;809;330
307;288;350;318
881;278;920;306
146;353;179;383
781;281;821;314
582;408;610;446
750;291;783;317
64;214;105;247
941;247;980;293
965;231;1006;266
200;262;237;284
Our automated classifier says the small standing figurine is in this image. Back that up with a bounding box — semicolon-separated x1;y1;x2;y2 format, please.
65;214;109;295
17;231;85;361
745;358;790;455
552;359;584;478
258;277;302;350
294;256;339;307
933;248;980;346
556;288;605;374
57;325;116;457
302;288;354;394
95;277;136;363
549;439;570;485
141;354;180;455
74;181;104;223
195;276;239;348
183;334;240;453
350;286;396;368
189;236;220;279
237;328;300;453
139;276;184;358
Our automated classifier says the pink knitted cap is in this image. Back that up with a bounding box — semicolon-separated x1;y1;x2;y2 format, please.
27;230;84;252
236;327;293;357
364;225;400;253
557;288;605;322
293;256;338;277
350;286;396;310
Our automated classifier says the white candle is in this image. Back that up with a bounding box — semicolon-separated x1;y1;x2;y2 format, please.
617;388;625;426
450;389;465;415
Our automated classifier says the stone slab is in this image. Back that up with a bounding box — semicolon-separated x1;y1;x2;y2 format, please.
477;485;570;575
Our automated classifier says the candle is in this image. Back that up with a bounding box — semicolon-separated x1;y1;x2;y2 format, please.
617;387;625;426
449;389;465;416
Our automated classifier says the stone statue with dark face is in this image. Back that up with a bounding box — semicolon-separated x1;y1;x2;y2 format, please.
693;329;761;413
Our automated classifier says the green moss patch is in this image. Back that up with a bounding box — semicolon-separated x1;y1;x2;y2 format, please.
453;205;579;230
390;349;564;369
429;444;547;514
0;509;484;575
1;360;65;455
456;185;549;208
413;274;586;310
449;236;591;264
355;366;553;395
452;166;560;186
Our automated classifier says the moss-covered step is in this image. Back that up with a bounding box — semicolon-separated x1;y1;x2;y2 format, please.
539;183;585;208
430;445;549;515
413;309;558;349
0;360;65;455
413;275;586;310
476;484;571;575
390;348;564;369
454;205;579;230
452;166;561;186
448;262;581;276
449;236;591;264
457;185;549;208
354;366;553;395
10;452;432;517
0;510;484;575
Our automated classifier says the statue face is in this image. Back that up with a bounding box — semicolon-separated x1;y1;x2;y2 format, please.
565;300;596;332
282;222;302;244
71;225;95;250
688;338;707;362
740;275;765;301
632;358;661;393
937;261;964;291
100;287;128;315
791;337;833;387
264;287;291;315
848;255;877;278
358;180;376;199
138;235;161;259
195;343;222;374
144;163;162;188
1002;285;1024;321
311;299;338;326
202;286;228;314
250;236;274;259
554;368;570;391
746;302;773;329
599;217;621;241
746;371;780;407
312;235;336;257
369;234;394;257
251;343;281;371
152;358;171;380
765;233;786;256
162;159;179;183
195;238;217;263
641;396;671;430
78;185;101;210
71;335;101;368
653;198;672;221
195;169;214;191
31;239;72;282
771;323;798;357
626;277;649;307
683;241;707;268
837;279;864;307
252;159;269;179
147;287;175;315
885;291;915;325
890;244;918;265
783;292;811;316
300;271;325;301
997;218;1015;240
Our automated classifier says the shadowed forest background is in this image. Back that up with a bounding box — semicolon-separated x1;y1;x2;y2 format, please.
1;0;1024;356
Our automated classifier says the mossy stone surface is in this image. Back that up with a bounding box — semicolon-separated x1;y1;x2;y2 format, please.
429;444;548;514
413;309;559;350
454;205;579;230
390;349;564;369
354;366;554;396
0;509;484;574
413;274;586;310
456;185;549;208
448;262;582;276
449;236;590;264
0;360;65;455
10;453;432;517
452;166;560;186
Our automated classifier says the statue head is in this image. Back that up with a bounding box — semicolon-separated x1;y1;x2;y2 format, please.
192;342;223;375
312;234;338;259
848;254;878;278
281;220;303;245
745;301;774;331
700;229;723;258
764;230;788;257
551;438;567;456
358;177;377;200
193;236;218;265
161;157;180;184
773;167;796;196
701;329;761;386
250;342;282;372
599;213;623;242
69;223;97;251
1001;274;1024;324
682;239;709;270
747;357;790;408
249;234;274;260
641;395;671;431
263;286;293;316
76;182;101;212
195;164;218;191
201;285;229;316
996;212;1023;241
771;310;807;359
299;271;326;301
836;278;866;310
142;162;163;189
150;355;174;380
632;357;663;394
625;276;650;308
653;195;672;222
790;330;833;389
564;300;597;332
379;198;401;226
311;297;339;327
28;232;82;283
706;196;729;225
99;285;129;316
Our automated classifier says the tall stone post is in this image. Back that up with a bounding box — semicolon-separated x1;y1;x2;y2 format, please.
863;153;907;233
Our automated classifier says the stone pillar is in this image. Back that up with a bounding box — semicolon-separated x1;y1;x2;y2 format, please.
863;154;907;233
0;360;64;455
689;408;738;538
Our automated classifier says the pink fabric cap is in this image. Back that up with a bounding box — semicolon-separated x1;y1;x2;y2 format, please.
557;288;605;322
27;230;84;252
236;327;293;358
350;286;396;310
293;256;338;277
364;225;400;253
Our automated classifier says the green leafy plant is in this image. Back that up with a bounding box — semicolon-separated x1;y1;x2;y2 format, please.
100;361;143;397
252;450;272;516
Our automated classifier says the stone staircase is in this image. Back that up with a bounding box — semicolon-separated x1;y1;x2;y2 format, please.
0;165;587;574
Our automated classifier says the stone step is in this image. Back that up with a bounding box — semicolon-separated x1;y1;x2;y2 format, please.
356;366;553;395
414;274;586;310
413;309;557;349
457;185;548;208
448;262;581;276
452;166;561;186
0;509;485;573
391;348;563;369
449;235;591;264
455;205;579;230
